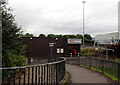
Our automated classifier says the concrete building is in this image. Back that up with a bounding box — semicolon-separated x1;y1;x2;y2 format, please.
95;1;120;45
95;32;119;44
119;1;120;40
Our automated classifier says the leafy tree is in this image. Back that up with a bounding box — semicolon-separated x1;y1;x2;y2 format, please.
2;2;27;67
84;38;94;43
57;34;63;38
45;34;93;44
84;34;92;40
75;34;83;38
24;33;34;37
38;34;46;37
47;34;56;37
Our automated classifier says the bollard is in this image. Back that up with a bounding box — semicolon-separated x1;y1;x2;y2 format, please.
78;53;80;57
70;53;72;58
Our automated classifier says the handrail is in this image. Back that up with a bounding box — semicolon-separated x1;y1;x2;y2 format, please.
66;56;120;83
0;58;66;70
2;57;66;84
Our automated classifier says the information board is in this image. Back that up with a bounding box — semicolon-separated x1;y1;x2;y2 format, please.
67;38;82;44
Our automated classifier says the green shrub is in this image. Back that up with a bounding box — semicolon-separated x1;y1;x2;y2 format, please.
81;48;95;56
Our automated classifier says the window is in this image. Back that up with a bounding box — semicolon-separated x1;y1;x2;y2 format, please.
61;49;64;53
57;49;60;53
57;48;64;53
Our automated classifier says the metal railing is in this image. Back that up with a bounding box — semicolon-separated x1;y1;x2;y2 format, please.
66;56;120;82
1;57;66;84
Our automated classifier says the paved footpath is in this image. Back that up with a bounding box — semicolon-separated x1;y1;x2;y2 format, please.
66;64;116;84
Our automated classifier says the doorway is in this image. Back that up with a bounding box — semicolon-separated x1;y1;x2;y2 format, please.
67;44;80;56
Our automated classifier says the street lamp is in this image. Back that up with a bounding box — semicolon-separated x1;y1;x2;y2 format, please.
82;1;86;47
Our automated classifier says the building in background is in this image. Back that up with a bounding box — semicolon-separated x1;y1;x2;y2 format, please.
95;32;119;44
94;1;120;45
22;37;82;59
118;1;120;41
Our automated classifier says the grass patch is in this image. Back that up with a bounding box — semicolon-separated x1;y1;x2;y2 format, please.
91;67;102;73
80;65;90;68
92;67;118;81
63;72;69;85
104;73;118;81
80;65;118;82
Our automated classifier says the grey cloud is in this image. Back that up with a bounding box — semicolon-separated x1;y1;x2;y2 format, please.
8;0;120;37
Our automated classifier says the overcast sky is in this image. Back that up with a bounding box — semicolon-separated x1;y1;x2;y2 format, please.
8;0;120;37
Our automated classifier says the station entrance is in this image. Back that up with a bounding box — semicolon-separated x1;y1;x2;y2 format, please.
67;38;82;56
67;44;80;56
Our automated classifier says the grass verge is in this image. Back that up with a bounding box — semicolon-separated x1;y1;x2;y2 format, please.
63;72;69;85
79;65;118;82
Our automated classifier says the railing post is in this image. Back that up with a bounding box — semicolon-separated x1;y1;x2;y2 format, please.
47;64;48;85
64;60;66;76
28;67;30;85
102;60;104;74
7;70;11;85
35;66;37;85
90;57;92;69
41;66;43;85
13;69;16;85
32;67;34;85
51;65;52;84
44;65;45;84
49;65;50;83
38;66;40;85
19;68;21;85
118;63;120;83
24;68;26;85
56;63;58;85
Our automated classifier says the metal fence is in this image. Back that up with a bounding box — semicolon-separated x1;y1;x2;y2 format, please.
66;56;120;82
1;57;66;85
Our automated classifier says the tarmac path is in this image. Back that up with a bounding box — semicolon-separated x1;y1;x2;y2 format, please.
66;64;116;84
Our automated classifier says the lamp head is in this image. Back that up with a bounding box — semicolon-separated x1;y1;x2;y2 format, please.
82;1;86;3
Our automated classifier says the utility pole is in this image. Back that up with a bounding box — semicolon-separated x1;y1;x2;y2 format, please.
82;1;86;47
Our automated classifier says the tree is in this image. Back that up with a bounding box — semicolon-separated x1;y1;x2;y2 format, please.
47;34;56;37
38;34;46;37
75;34;83;38
2;2;27;67
84;34;92;40
24;33;34;37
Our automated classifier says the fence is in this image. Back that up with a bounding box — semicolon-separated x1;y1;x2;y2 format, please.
1;57;66;85
66;56;120;82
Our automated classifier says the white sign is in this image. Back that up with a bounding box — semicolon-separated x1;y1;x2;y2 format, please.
49;43;56;47
49;44;54;47
67;38;82;44
49;43;56;45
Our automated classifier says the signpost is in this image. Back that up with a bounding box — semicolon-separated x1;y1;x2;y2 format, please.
49;43;56;58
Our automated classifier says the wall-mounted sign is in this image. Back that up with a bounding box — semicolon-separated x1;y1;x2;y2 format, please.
67;38;82;44
49;43;56;47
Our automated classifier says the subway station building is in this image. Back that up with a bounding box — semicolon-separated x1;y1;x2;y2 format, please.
22;37;82;59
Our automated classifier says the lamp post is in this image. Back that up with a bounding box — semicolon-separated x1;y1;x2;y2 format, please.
82;1;86;47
